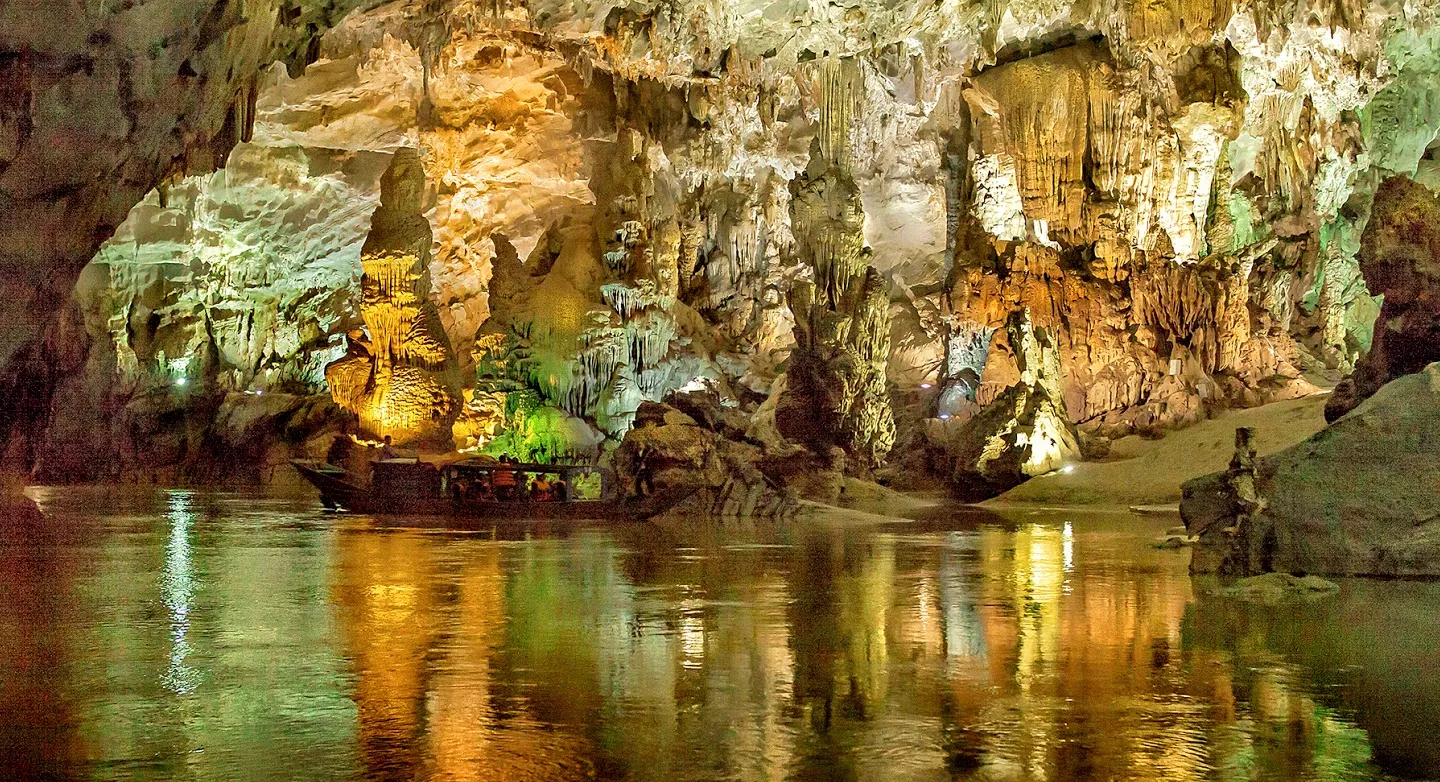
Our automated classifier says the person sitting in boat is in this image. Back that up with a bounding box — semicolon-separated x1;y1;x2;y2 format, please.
531;474;553;501
553;477;570;503
378;435;397;460
325;432;353;467
492;466;517;499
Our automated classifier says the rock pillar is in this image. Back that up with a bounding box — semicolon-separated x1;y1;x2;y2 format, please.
324;149;459;448
774;58;896;469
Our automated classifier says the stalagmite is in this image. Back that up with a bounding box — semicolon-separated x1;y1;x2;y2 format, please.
931;308;1083;500
774;57;896;469
324;149;460;447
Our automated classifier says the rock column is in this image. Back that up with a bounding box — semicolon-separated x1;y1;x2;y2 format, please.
775;58;896;469
325;149;459;448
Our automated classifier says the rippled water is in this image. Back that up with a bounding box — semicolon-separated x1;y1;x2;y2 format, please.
2;488;1437;781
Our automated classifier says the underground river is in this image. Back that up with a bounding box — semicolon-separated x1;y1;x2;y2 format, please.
2;488;1436;781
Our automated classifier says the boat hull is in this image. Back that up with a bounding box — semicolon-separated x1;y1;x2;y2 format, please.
290;460;690;521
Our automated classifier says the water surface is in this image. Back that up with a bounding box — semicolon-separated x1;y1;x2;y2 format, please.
2;488;1436;781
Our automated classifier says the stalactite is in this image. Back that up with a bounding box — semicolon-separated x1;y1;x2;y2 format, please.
974;46;1095;234
817;56;858;168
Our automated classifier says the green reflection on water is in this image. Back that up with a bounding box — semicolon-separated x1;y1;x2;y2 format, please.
2;489;1435;782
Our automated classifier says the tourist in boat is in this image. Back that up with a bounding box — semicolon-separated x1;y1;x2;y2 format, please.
378;435;397;460
492;465;517;499
325;432;353;467
532;474;553;501
554;477;570;503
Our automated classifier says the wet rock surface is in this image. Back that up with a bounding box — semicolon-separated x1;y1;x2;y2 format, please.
1184;363;1440;577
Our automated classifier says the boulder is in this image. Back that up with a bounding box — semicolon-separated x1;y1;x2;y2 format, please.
614;402;798;519
1184;363;1440;577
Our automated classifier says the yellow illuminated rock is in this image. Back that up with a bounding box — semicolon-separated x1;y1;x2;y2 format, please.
325;149;460;447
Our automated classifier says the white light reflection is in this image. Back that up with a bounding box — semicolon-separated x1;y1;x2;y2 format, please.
942;532;986;659
162;491;200;695
1062;520;1074;574
679;602;705;670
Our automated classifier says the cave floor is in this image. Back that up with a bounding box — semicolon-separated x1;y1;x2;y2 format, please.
2;485;1434;780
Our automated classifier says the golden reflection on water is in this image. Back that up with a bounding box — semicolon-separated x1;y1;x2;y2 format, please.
2;489;1436;781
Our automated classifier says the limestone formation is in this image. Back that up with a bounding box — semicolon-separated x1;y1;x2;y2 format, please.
325;149;459;447
930;309;1083;501
1184;363;1440;578
1326;176;1440;421
0;0;382;472
29;139;381;481
770;60;896;468
11;0;1440;488
614;401;798;519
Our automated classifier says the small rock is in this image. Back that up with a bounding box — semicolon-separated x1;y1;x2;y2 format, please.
1211;572;1340;604
1154;535;1194;549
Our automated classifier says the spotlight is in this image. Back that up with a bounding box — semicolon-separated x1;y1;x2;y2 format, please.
938;413;951;420
175;377;187;387
920;383;932;389
1062;465;1076;474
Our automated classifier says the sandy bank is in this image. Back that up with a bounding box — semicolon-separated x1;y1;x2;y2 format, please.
987;393;1331;510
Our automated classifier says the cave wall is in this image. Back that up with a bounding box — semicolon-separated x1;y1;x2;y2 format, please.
12;0;1440;481
0;0;390;474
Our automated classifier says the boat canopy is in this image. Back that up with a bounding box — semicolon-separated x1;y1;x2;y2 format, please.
443;460;604;477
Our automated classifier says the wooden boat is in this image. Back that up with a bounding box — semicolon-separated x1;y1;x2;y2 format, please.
290;457;694;520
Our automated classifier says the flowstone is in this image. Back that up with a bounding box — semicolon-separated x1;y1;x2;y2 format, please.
930;309;1082;500
325;149;460;448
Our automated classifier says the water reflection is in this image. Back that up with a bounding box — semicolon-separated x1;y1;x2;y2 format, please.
3;490;1437;781
162;491;199;695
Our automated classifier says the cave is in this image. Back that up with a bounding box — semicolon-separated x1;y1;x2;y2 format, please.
4;0;1440;778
